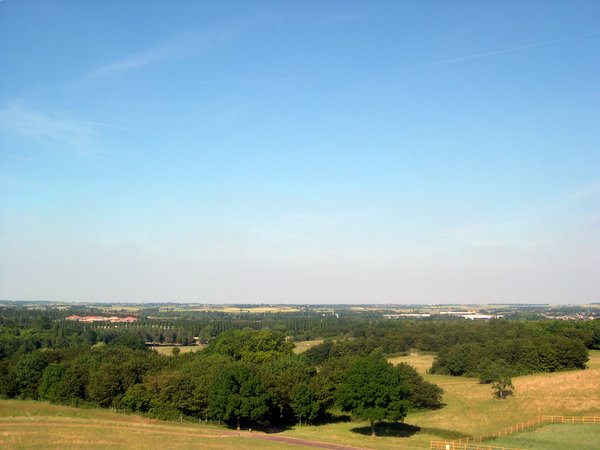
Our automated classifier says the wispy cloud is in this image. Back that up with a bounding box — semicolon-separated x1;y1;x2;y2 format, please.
86;29;232;79
571;184;600;201
0;101;96;155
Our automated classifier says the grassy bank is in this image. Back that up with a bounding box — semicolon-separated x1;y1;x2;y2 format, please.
0;401;301;449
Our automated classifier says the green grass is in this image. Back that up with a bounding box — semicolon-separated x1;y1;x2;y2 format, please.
488;423;600;450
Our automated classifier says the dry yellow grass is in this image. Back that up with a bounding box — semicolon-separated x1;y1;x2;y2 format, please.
101;305;144;312
150;345;204;355
0;401;309;449
150;305;301;313
293;340;324;354
406;350;600;441
388;352;436;374
287;350;600;449
177;306;302;314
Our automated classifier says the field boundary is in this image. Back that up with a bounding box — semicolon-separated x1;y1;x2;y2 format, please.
429;442;520;450
430;415;600;450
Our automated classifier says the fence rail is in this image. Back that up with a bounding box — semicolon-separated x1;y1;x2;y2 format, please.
541;415;600;423
430;441;520;450
430;415;600;450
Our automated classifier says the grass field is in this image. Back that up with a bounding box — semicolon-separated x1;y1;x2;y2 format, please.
213;306;302;313
1;350;598;449
100;305;144;312
150;345;205;355
487;423;600;450
293;340;324;354
0;401;308;449
158;306;302;313
388;352;436;373
285;350;600;449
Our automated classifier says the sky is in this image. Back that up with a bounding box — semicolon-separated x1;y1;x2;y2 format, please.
1;1;599;304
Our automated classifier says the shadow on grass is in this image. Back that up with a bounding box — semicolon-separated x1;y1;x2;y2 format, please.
419;427;471;440
243;413;353;434
350;422;472;439
495;389;514;399
321;412;352;424
351;422;421;437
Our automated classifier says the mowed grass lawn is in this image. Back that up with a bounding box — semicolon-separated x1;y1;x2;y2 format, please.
489;423;600;450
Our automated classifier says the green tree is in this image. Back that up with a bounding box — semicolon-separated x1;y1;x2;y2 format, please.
311;355;354;410
304;339;335;365
395;362;443;410
15;350;58;399
186;353;234;420
208;362;269;430
38;363;66;402
335;355;409;436
477;359;507;384
433;343;482;376
120;383;155;413
88;362;122;407
290;383;320;426
207;329;293;365
154;371;198;416
491;368;514;399
0;360;18;398
260;354;314;423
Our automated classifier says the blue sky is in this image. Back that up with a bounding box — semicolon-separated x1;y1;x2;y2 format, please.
1;1;599;303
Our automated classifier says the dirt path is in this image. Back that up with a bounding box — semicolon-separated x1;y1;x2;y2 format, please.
243;431;367;450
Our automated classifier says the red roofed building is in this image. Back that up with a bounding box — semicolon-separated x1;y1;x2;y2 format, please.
80;316;107;322
64;315;138;323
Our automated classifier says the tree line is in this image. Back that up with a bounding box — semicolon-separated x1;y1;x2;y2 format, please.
1;306;598;432
0;322;443;434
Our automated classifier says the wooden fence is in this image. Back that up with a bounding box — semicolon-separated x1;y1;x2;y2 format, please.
540;415;600;424
430;415;600;450
430;441;521;450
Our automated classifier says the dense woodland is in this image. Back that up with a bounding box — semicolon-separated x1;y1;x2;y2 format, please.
0;305;598;432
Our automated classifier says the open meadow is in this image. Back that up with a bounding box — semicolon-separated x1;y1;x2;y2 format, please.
283;350;600;449
0;401;313;450
1;350;598;449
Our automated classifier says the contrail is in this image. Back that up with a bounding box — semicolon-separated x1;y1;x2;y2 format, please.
409;30;600;69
